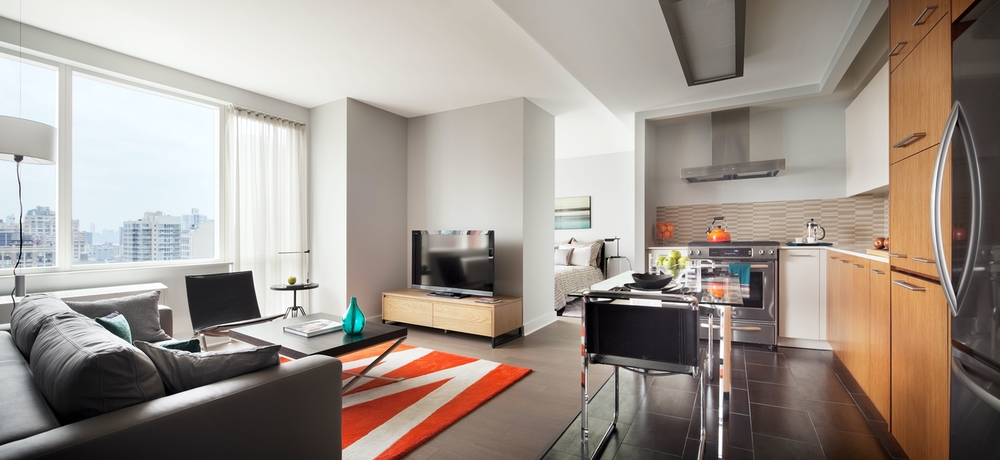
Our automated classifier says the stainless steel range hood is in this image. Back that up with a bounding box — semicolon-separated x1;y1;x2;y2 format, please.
680;108;786;183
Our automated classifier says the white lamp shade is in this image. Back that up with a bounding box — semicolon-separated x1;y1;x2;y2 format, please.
0;115;57;164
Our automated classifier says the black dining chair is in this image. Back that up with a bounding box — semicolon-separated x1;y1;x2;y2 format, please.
580;290;713;460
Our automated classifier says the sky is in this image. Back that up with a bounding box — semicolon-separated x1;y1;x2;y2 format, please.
1;54;216;233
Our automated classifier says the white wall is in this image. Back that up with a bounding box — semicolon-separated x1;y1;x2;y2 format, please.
407;98;556;334
555;150;635;269
309;99;348;316
522;100;555;335
309;98;408;319
652;100;849;207
0;18;309;327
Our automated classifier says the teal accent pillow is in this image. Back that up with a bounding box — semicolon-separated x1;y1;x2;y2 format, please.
95;312;132;344
157;338;201;353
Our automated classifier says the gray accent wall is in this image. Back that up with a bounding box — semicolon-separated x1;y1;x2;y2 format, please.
407;98;555;334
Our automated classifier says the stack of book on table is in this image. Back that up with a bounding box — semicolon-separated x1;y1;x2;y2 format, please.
283;319;342;337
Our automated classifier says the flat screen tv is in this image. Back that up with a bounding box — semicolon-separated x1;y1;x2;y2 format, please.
411;230;494;298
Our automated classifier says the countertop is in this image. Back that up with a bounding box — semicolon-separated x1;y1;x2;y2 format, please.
779;244;889;263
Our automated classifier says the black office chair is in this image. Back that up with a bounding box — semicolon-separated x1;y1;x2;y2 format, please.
185;271;284;347
581;290;713;460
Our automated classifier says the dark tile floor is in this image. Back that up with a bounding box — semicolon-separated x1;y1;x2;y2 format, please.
542;342;909;460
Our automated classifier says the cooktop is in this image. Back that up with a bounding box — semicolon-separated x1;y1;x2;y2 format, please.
686;241;780;247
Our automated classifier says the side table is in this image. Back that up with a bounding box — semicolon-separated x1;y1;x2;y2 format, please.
270;282;319;318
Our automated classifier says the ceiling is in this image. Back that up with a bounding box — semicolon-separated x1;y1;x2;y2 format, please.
0;0;885;158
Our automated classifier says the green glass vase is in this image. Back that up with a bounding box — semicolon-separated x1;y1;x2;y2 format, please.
343;296;366;334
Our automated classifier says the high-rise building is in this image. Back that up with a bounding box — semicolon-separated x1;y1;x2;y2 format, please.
180;219;215;260
182;208;209;231
0;206;57;268
122;212;182;262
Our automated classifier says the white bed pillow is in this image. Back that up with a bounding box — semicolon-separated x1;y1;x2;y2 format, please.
560;245;591;266
554;248;573;265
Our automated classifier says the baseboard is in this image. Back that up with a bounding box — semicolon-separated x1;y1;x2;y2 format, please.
777;337;832;350
523;312;556;336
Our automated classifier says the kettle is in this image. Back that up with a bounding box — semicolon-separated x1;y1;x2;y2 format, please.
805;218;826;241
706;216;731;243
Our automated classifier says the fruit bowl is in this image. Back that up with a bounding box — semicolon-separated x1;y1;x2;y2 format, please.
632;272;674;290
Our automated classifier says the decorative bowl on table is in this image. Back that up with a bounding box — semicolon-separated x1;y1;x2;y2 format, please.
632;272;674;290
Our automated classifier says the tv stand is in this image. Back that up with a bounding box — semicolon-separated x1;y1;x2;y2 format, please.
382;289;523;348
427;291;470;299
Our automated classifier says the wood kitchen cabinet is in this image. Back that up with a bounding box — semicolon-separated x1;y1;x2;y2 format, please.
867;260;891;425
890;271;950;460
826;253;891;422
889;0;949;72
889;146;951;279
889;12;951;164
778;249;828;348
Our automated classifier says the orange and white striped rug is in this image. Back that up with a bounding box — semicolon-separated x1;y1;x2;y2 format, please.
339;343;531;460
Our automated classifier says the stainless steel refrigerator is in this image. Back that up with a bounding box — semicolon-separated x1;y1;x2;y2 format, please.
933;1;1000;457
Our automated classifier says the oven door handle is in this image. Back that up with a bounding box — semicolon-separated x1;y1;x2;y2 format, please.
749;265;770;269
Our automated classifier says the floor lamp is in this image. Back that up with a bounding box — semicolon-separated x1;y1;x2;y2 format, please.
0;116;57;303
2;4;59;306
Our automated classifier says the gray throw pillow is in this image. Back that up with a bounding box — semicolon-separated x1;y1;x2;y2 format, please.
30;312;165;424
67;291;171;343
134;341;280;394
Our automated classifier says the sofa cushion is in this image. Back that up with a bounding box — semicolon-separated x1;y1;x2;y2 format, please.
134;341;280;394
67;291;171;342
30;312;165;424
0;331;59;445
9;293;78;359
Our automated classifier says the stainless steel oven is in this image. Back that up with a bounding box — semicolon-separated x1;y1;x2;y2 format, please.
687;241;779;347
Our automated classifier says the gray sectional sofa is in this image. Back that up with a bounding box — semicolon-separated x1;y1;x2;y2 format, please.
0;293;343;459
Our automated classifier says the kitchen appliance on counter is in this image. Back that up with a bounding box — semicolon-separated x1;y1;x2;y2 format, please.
705;216;731;243
805;219;826;242
934;3;1000;457
687;240;779;347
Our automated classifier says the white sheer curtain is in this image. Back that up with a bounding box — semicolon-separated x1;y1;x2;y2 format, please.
222;106;308;316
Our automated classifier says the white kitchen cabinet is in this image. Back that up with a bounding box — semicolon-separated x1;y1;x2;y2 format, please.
846;62;889;196
778;248;830;349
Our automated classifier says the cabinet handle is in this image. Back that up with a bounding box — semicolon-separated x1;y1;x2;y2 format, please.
889;41;907;56
893;280;927;291
888;253;908;258
789;254;815;257
893;132;926;148
839;260;848;264
912;5;939;26
852;263;864;268
912;257;937;264
828;257;838;260
870;269;885;275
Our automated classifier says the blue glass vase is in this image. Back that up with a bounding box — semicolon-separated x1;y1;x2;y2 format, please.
343;296;366;334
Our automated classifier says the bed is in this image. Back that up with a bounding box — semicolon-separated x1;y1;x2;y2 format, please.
553;239;605;314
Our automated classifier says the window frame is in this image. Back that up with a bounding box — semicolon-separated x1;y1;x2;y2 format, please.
1;48;226;275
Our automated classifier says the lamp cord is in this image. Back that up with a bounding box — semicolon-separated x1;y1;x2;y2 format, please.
10;159;23;307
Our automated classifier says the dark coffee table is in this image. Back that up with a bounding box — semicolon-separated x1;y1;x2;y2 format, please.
229;313;407;393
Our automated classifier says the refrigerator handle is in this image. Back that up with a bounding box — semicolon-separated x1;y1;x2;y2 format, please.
952;346;1000;414
932;102;982;317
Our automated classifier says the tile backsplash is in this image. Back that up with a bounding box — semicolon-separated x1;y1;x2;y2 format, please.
654;193;888;246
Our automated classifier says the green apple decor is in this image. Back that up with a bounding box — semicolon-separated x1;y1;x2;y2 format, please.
287;276;297;285
343;296;366;334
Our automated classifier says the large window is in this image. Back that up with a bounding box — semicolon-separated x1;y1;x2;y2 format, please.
1;51;221;272
0;54;58;269
72;73;218;265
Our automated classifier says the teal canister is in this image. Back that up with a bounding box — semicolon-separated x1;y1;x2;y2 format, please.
343;296;366;334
